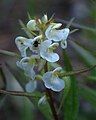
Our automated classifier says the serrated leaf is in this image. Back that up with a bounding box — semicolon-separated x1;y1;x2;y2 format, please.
79;85;96;108
62;51;79;120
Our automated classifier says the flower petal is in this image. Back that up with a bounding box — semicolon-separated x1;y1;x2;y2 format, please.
27;20;38;31
45;24;70;42
42;72;53;89
51;77;65;92
61;28;70;40
15;36;28;57
61;40;67;49
16;57;36;80
25;80;37;92
45;53;59;62
41;14;48;23
40;40;59;62
42;71;65;92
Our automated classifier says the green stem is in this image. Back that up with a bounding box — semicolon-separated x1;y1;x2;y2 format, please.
0;49;19;57
60;64;96;77
57;93;65;115
0;89;40;98
44;62;59;120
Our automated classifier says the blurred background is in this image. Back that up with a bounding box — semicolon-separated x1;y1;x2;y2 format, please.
0;0;96;120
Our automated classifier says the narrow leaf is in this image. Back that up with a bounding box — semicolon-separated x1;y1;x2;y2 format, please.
86;76;96;82
70;41;96;76
62;50;79;120
79;85;96;108
0;49;18;57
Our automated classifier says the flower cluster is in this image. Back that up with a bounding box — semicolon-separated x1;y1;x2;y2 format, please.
15;15;70;92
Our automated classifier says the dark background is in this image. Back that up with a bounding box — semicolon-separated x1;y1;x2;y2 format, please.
0;0;96;120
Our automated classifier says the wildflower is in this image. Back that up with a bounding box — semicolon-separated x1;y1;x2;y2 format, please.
29;35;42;53
16;57;37;92
15;35;42;57
16;57;36;80
40;40;59;62
42;67;65;92
41;14;48;23
45;23;70;49
27;19;39;31
15;36;32;57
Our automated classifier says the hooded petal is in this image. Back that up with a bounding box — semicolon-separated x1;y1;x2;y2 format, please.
42;71;65;92
45;24;62;41
40;40;59;62
15;37;33;57
15;36;28;57
16;57;36;80
27;20;38;31
45;24;70;42
41;14;48;23
50;76;65;92
44;52;59;62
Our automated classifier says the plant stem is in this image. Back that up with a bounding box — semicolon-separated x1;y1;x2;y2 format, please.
0;89;40;98
44;62;59;120
60;64;96;77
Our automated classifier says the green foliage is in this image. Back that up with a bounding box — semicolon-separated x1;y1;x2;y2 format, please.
79;85;96;108
62;51;79;120
70;41;96;76
38;101;53;120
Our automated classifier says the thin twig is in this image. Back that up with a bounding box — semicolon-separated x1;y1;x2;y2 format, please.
60;64;96;77
0;89;40;98
56;18;96;32
0;49;18;57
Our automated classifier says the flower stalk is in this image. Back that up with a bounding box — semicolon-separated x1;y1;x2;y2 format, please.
44;62;59;120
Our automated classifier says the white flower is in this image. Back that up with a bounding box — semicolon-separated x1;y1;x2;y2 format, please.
45;23;70;49
16;57;37;92
25;80;37;92
15;35;42;57
40;40;59;62
16;57;35;80
42;67;65;92
29;35;42;53
41;14;48;23
15;36;33;57
27;20;39;31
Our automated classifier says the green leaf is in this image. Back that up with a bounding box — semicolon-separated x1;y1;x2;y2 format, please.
0;49;18;57
62;50;79;120
70;41;96;65
70;41;96;75
19;20;33;38
38;101;53;120
57;77;71;114
0;65;7;108
79;85;96;108
86;76;96;82
21;97;35;120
